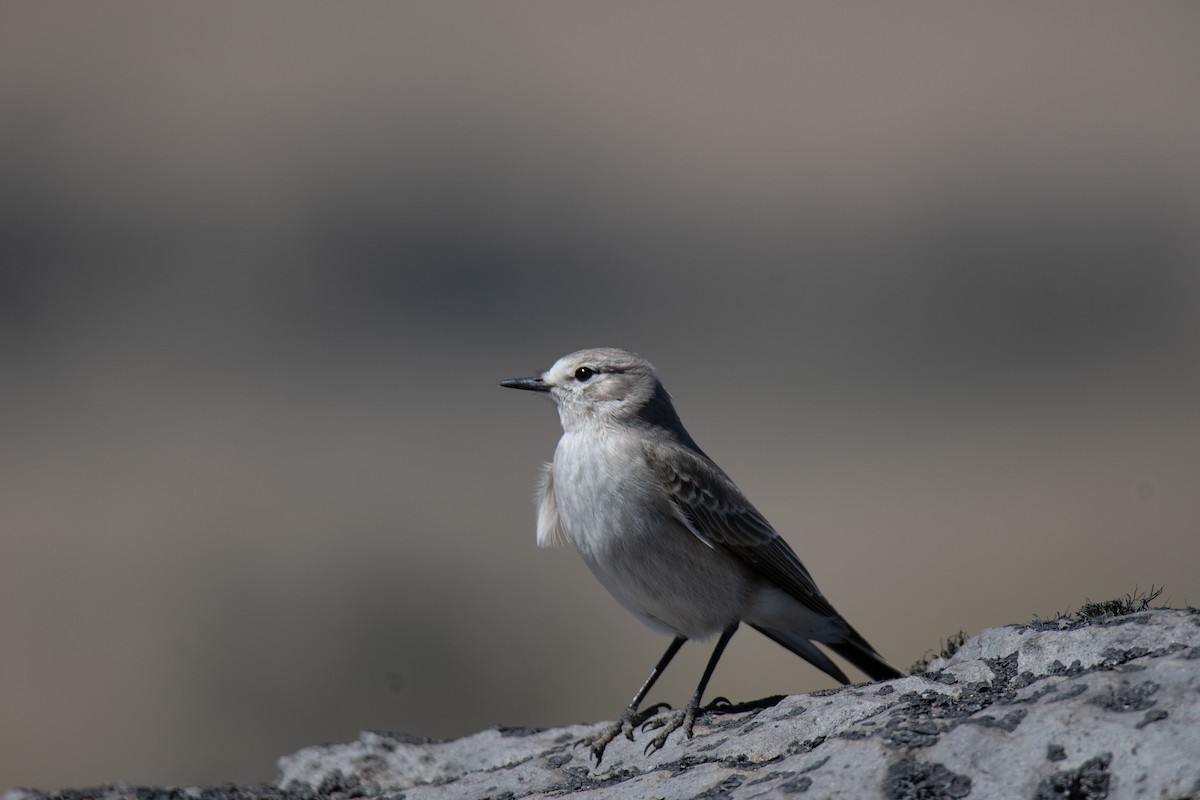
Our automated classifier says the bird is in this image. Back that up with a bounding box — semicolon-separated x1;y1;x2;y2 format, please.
500;347;902;762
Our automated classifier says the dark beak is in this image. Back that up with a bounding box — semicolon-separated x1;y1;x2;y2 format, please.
500;376;552;392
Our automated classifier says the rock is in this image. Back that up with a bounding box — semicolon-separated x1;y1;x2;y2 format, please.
7;609;1200;800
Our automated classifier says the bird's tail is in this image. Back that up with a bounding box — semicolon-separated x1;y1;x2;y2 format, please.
826;632;905;683
752;623;904;685
751;624;851;684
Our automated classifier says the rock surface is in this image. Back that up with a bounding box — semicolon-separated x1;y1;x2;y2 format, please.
7;609;1200;800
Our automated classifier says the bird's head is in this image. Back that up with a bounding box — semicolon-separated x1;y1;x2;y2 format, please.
501;347;668;432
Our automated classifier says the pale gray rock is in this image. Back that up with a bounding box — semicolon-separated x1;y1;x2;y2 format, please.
8;609;1200;800
275;609;1200;800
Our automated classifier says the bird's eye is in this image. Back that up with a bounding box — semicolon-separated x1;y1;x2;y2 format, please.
574;366;596;382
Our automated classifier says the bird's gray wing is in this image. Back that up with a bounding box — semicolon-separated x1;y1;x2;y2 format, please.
645;441;840;619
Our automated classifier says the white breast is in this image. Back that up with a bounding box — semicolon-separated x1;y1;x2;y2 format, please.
553;430;656;554
549;428;751;639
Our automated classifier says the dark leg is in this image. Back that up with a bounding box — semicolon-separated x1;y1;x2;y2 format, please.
585;636;686;764
644;622;738;755
625;635;686;713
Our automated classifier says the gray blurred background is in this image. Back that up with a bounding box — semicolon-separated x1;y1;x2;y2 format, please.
2;1;1198;791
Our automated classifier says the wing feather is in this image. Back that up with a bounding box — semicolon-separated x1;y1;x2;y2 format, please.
646;441;839;619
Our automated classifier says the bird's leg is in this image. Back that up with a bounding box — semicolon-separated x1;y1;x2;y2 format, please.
581;636;686;764
644;623;738;755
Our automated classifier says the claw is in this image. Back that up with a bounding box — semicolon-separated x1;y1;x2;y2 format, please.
582;701;670;764
637;702;673;732
640;705;698;755
582;723;621;764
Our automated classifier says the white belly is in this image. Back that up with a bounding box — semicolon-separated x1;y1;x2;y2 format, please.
552;430;750;639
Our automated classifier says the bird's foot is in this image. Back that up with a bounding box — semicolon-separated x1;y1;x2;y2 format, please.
640;702;699;756
577;702;672;764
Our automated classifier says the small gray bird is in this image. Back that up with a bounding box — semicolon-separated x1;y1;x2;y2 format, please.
501;347;901;762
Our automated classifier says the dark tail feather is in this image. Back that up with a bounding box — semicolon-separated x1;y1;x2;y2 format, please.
751;624;852;684
753;621;905;685
827;634;905;682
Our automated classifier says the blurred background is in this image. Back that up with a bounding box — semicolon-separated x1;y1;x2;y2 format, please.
2;1;1198;791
